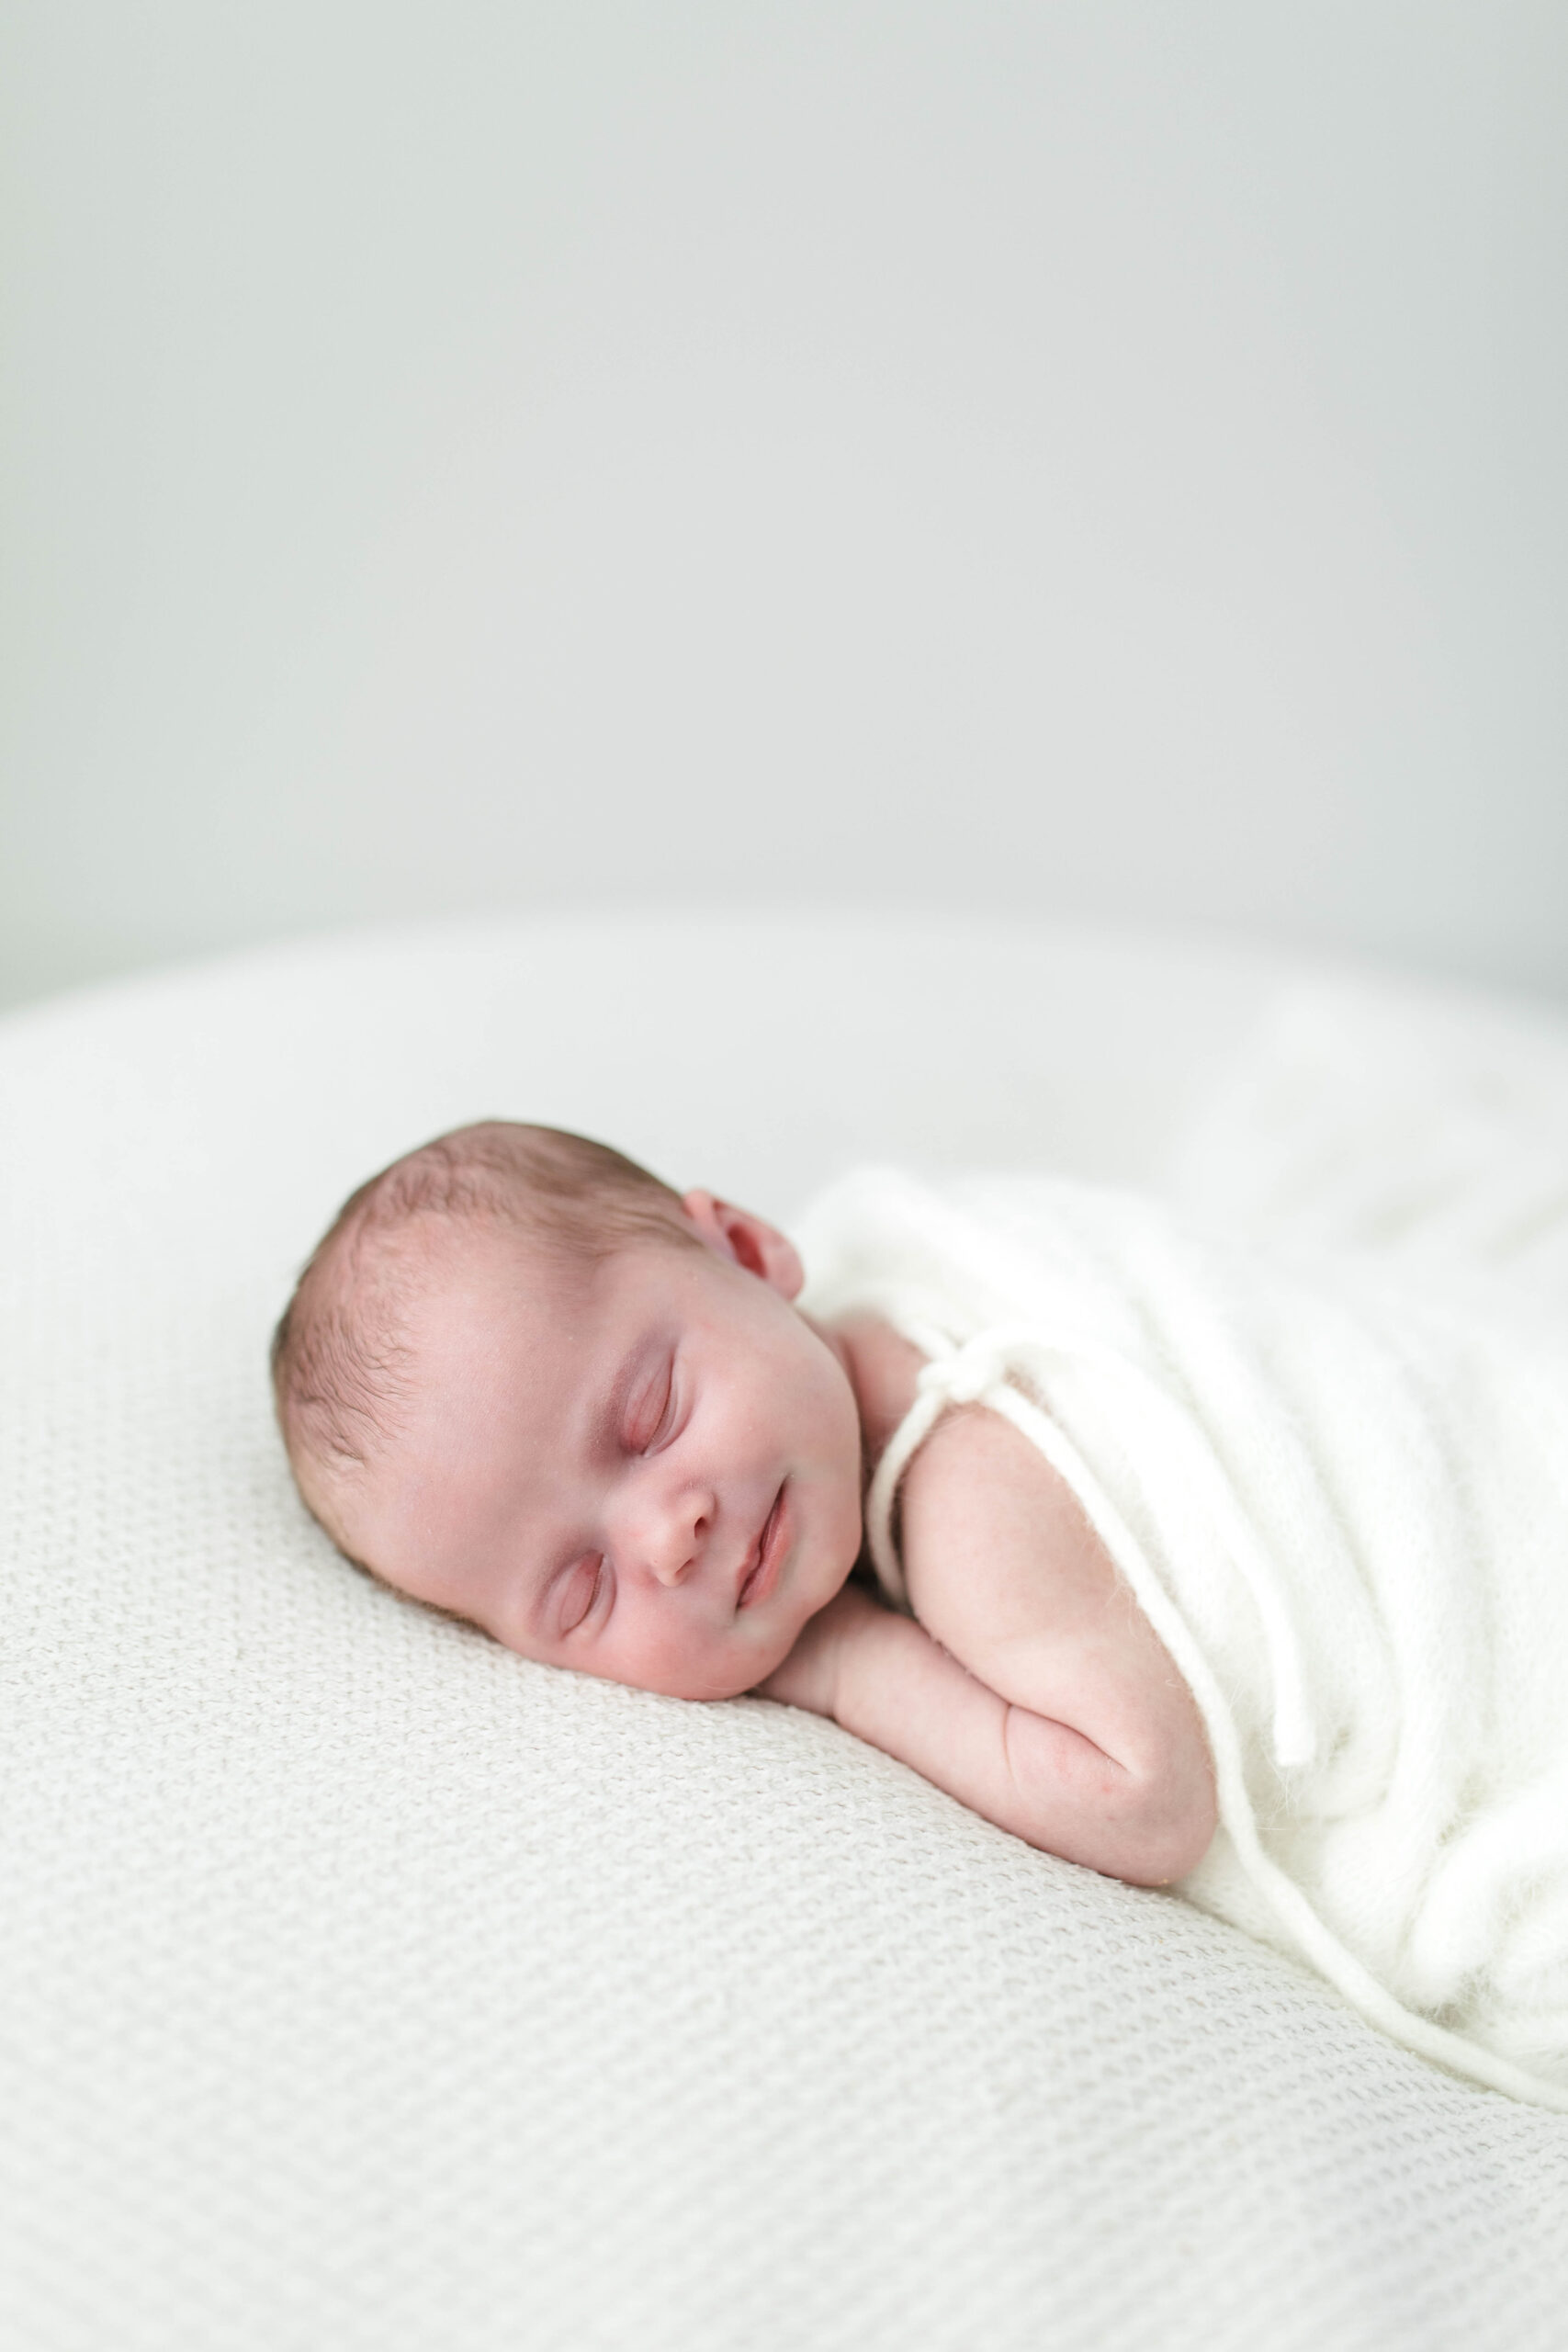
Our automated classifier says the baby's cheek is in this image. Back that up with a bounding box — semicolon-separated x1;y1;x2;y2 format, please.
617;1614;729;1702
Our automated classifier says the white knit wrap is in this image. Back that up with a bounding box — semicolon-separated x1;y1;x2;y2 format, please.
801;1167;1568;2113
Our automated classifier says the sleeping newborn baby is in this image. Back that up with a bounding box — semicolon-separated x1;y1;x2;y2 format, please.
274;1118;1568;2110
272;1120;1217;1889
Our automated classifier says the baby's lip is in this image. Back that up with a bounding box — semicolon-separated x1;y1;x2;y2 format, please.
736;1484;788;1610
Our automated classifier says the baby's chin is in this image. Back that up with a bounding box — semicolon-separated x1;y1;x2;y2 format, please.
617;1627;801;1704
617;1582;846;1703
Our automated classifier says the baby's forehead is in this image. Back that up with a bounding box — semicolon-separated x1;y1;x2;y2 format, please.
393;1216;591;1329
396;1216;692;1352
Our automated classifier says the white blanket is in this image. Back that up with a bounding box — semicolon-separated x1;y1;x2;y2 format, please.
798;1148;1568;2110
4;926;1566;2352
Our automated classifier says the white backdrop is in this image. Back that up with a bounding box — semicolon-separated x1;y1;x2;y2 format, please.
3;0;1564;1008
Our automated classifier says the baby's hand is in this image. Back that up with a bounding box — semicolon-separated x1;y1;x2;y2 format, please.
754;1581;882;1718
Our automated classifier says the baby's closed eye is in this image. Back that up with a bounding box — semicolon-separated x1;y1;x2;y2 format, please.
626;1358;679;1453
557;1555;607;1633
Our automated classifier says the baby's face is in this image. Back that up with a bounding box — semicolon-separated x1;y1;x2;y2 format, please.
336;1196;863;1698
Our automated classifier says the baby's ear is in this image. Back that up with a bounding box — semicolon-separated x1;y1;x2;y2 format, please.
680;1191;804;1300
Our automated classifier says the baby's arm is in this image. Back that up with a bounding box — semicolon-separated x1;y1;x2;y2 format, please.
761;1406;1216;1886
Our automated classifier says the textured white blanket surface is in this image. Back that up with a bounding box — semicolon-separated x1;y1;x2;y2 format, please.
3;915;1567;2352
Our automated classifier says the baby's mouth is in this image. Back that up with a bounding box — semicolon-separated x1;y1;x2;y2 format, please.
737;1483;788;1610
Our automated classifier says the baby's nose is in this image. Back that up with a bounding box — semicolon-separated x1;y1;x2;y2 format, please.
640;1490;715;1587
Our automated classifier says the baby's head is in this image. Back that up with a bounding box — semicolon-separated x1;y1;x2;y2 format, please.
272;1122;863;1698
